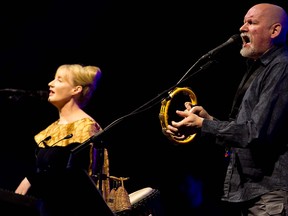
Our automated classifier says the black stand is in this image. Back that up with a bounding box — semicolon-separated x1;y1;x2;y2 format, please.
65;60;218;216
67;140;106;195
67;60;217;191
39;168;115;216
69;60;217;154
68;61;216;195
68;168;115;216
91;146;105;195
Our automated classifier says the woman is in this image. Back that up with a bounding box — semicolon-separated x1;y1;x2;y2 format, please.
15;64;110;215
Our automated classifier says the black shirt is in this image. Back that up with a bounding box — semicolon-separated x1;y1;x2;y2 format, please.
201;45;288;202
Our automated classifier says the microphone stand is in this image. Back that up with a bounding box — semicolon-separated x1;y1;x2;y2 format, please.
67;59;217;195
69;59;216;155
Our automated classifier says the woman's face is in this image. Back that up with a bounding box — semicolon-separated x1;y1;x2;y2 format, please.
47;67;77;108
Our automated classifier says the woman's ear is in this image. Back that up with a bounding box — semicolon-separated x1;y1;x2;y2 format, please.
73;85;83;94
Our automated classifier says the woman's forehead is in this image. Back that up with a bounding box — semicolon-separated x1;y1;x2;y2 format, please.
56;67;70;78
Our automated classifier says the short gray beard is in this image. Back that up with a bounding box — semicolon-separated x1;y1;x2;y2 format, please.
240;46;257;59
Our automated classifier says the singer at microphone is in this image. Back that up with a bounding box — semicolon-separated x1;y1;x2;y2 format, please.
14;64;112;215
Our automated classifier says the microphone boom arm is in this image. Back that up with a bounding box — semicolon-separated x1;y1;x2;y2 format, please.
68;60;217;163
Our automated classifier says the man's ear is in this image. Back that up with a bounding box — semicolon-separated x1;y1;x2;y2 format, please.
271;23;281;38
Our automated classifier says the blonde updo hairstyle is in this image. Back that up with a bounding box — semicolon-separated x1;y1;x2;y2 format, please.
57;64;102;108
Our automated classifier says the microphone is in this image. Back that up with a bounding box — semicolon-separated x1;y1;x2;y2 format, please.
50;134;73;147
0;88;49;99
200;34;242;60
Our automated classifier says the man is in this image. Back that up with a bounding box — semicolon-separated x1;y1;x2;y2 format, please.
166;3;288;215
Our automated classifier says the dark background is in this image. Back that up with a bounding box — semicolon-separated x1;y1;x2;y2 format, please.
0;0;287;215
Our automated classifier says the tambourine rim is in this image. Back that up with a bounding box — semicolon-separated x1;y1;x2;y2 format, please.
159;87;197;144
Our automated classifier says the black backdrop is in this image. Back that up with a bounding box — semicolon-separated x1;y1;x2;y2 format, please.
0;1;287;215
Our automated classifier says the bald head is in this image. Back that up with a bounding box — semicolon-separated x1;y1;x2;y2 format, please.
248;3;288;43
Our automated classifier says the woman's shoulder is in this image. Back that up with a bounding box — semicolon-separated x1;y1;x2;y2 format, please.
75;117;99;126
74;117;102;132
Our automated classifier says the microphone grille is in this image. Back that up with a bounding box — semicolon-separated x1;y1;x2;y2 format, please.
231;34;241;43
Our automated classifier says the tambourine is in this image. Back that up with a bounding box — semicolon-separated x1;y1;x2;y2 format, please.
159;87;197;144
